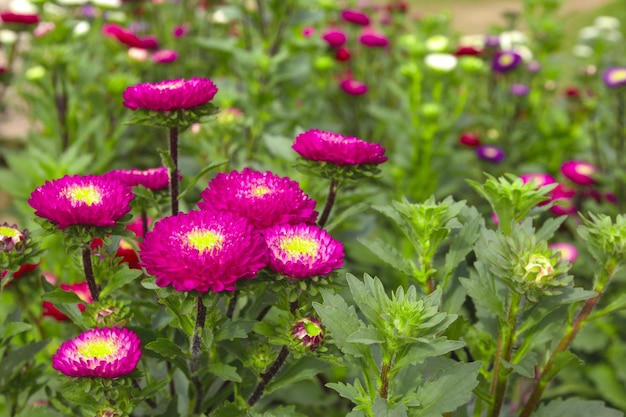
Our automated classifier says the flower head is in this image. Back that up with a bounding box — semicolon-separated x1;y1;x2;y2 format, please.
151;49;178;64
102;23;158;49
510;83;530;96
561;160;596;186
321;28;347;48
491;50;522;73
52;327;141;378
293;129;387;166
292;317;324;350
122;77;218;112
424;53;458;73
603;67;626;88
359;29;389;48
335;46;351;62
548;242;579;264
459;132;481;147
340;9;370;26
0;12;40;25
28;175;133;229
476;145;505;163
264;223;344;279
140;210;267;293
0;223;24;252
339;77;368;96
104;167;172;190
198;168;317;230
520;173;556;188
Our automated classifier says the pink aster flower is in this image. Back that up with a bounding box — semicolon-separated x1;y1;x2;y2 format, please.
602;67;626;88
52;327;141;378
198;168;318;230
28;175;134;229
520;173;556;188
122;77;218;112
139;210;267;292
491;50;522;73
341;9;371;26
151;49;178;64
339;78;368;96
548;242;578;264
0;11;40;25
321;28;347;48
359;28;389;48
104;167;173;191
293;129;387;165
264;223;344;279
561;160;596;186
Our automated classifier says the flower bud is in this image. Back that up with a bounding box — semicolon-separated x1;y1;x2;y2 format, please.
292;317;323;350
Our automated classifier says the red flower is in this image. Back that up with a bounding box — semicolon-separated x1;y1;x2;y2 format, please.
0;12;40;25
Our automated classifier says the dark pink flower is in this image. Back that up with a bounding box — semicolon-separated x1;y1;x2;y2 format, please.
302;26;315;37
561;160;596;186
335;46;351;62
104;167;173;190
359;28;389;47
52;327;141;378
140;210;267;292
122;77;218;111
293;129;387;165
151;49;178;64
198;168;318;230
321;28;347;48
264;223;344;279
28;175;134;229
43;282;92;321
173;24;189;38
548;242;578;264
341;9;370;26
459;132;481;147
0;12;40;25
340;78;368;95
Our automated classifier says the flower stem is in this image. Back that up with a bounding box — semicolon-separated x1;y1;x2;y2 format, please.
82;247;99;302
141;210;148;240
379;360;391;399
226;290;238;319
318;179;339;228
247;345;290;407
169;127;179;216
191;295;207;414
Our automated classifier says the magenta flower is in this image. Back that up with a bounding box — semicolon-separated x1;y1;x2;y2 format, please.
173;24;189;38
561;160;596;186
102;23;158;50
339;78;368;96
122;77;218;112
602;67;626;88
321;28;347;48
292;317;324;350
476;145;505;163
140;210;267;293
509;83;530;96
264;223;344;279
549;183;577;216
359;29;389;48
52;327;141;378
548;242;579;264
0;11;39;25
341;9;370;26
459;132;481;147
151;49;178;64
293;129;387;166
491;50;522;73
520;173;556;188
104;167;173;191
28;175;134;229
198;168;318;230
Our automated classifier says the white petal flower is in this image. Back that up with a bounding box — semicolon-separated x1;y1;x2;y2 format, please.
594;16;620;31
424;53;458;72
572;44;593;58
425;35;449;52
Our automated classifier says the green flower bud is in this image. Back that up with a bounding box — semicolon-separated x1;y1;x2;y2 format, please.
399;62;419;77
25;65;46;81
459;56;485;73
420;103;441;120
314;56;334;71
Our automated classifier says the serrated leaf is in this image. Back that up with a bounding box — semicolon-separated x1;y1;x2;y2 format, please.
414;361;481;417
3;322;32;339
459;261;507;319
267;357;330;394
41;288;83;304
145;338;186;359
208;363;242;382
347;327;384;345
0;340;49;383
371;397;408;417
544;351;583;381
443;208;482;287
533;397;622;417
358;237;415;276
535;216;567;242
502;352;538;378
392;339;465;370
327;379;367;403
99;267;142;298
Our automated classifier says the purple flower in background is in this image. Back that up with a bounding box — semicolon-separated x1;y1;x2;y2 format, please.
340;9;370;26
476;145;505;163
151;49;178;64
510;83;530;96
492;50;522;73
602;67;626;88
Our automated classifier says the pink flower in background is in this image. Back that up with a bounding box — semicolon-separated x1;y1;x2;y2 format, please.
173;23;190;38
335;46;351;62
520;173;556;188
549;183;577;216
602;67;626;88
341;9;370;26
459;132;481;147
476;145;505;163
102;23;158;50
140;210;267;293
264;223;344;279
561;160;596;186
198;168;318;230
302;26;315;37
28;175;134;229
122;77;218;111
151;49;178;64
43;281;93;321
293;129;387;165
322;28;347;48
548;242;579;264
340;77;368;96
359;28;389;47
0;12;40;25
104;167;173;191
52;327;141;378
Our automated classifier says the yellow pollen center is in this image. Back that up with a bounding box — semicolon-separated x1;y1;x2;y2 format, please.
575;164;594;176
154;80;184;90
609;69;626;84
0;226;20;239
280;236;319;258
484;148;498;158
499;55;513;66
250;185;272;197
77;339;118;359
187;230;224;253
64;185;102;206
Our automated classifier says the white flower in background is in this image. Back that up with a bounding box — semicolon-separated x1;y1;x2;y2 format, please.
578;26;600;41
499;30;527;49
43;3;69;16
603;30;623;42
572;44;594;58
424;53;458;72
105;11;126;23
511;44;533;62
459;33;485;49
73;21;90;37
425;35;450;52
8;0;37;13
0;30;18;44
211;9;230;24
594;16;620;31
128;47;148;62
55;0;88;5
92;0;122;8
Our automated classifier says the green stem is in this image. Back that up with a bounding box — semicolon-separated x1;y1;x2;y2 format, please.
247;345;290;407
191;295;207;414
169;127;179;216
379;360;391;399
318;178;339;228
82;247;99;302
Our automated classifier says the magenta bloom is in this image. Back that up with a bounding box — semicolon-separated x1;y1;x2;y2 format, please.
140;210;267;292
52;327;141;378
173;24;190;38
321;28;347;48
341;9;370;26
293;129;387;165
104;167;173;191
0;12;39;25
476;145;505;163
491;50;522;73
510;83;530;96
561;160;596;186
359;29;389;48
548;242;579;264
28;175;133;229
198;168;318;230
102;23;158;50
520;173;556;188
549;183;577;216
151;49;178;64
459;132;481;147
340;78;368;96
122;77;218;112
264;223;344;279
602;67;626;88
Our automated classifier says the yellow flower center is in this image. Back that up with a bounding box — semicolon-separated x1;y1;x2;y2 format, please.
575;163;594;176
77;338;118;359
0;226;20;239
609;69;626;84
187;229;224;253
483;147;498;158
280;236;319;258
498;54;514;66
64;185;103;206
249;185;272;197
154;80;185;90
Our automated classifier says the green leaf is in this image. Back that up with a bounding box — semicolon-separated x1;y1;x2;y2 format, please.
588;293;626;321
0;340;49;383
347;327;384;345
535;216;567;242
178;159;228;200
371;397;408;417
443;206;482;287
3;322;32;339
325;202;369;232
327;379;367;404
249;405;308;417
208;363;242;383
145;338;187;359
414;361;481;417
544;351;583;381
358;237;415;277
459;261;507;320
267;357;330;394
392;339;465;370
216;320;254;341
533;397;622;417
99;267;142;298
41;288;82;304
587;364;626;409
